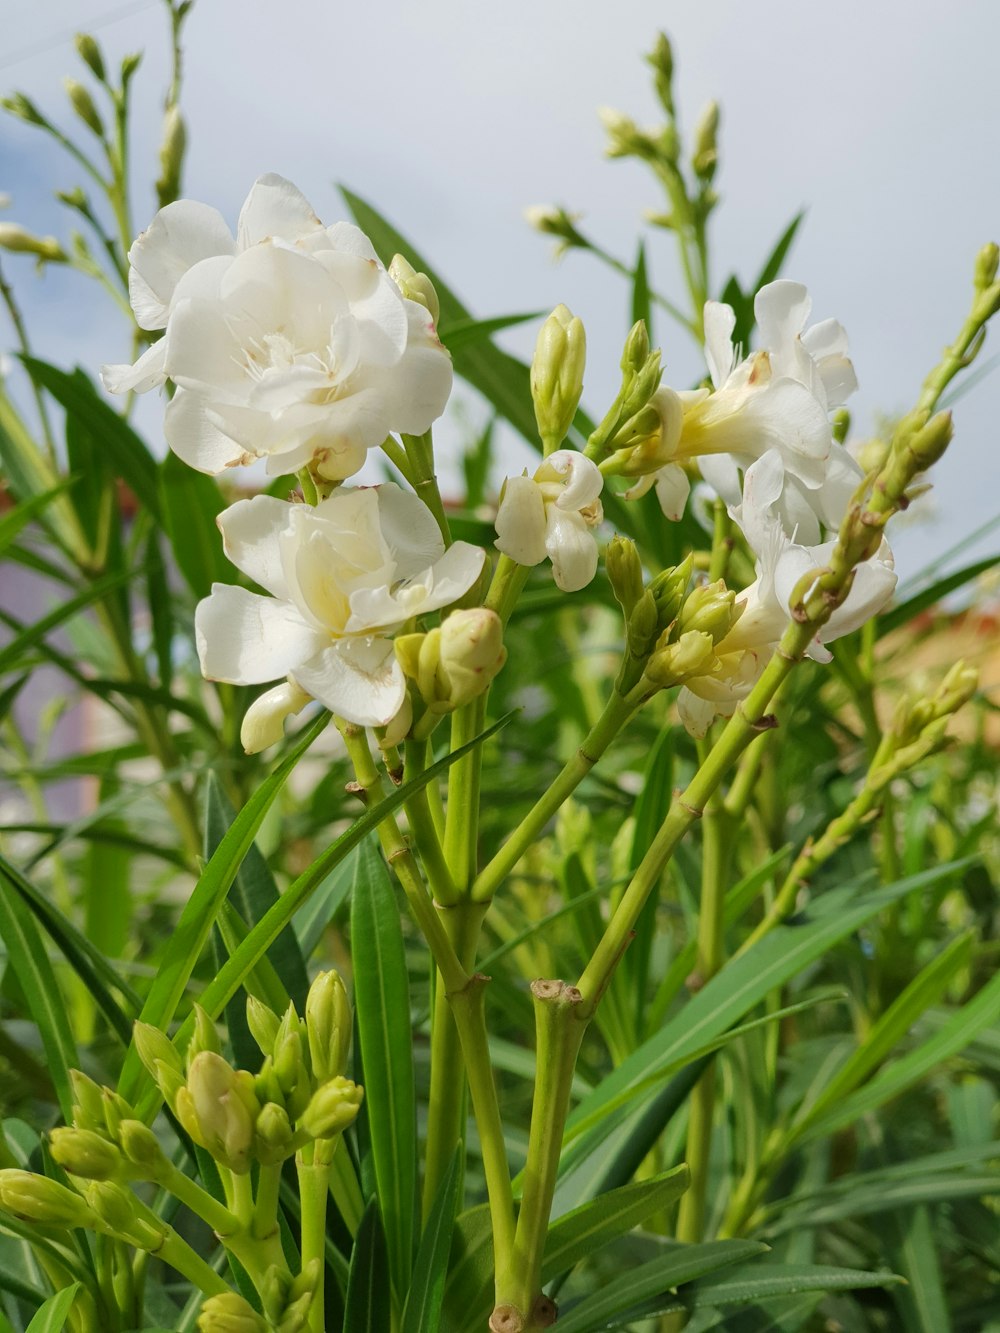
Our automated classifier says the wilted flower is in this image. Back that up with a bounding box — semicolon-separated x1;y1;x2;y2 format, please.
495;450;604;592
197;485;485;728
102;174;453;480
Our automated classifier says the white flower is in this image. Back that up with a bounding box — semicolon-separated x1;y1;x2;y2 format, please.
631;281;858;532
494;450;603;592
102;174;453;480
676;449;895;736
196;484;485;728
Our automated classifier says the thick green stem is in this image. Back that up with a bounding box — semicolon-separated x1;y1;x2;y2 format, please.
252;1163;282;1243
402;431;451;543
422;900;487;1224
297;1153;331;1333
328;1139;364;1236
443;698;486;896
404;737;458;904
159;1161;239;1237
155;1228;231;1299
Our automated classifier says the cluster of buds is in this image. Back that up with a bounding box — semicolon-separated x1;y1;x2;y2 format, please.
886;661;979;760
197;1266;320;1333
585;321;664;465
530;304;587;453
394;607;507;740
523;205;590;259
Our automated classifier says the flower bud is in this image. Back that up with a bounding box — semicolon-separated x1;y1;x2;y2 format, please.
156;104;187;209
832;407;851;444
381;691;413;747
677;580;739;644
692;101;720;180
254;1102;296;1165
273;1007;308;1096
49;1127;122;1181
531;305;586;451
187;1052;258;1174
0;1169;96;1228
74;34;106;81
439;609;507;707
101;1088;133;1141
261;1264;292;1320
63;79;104;136
305;970;352;1084
606;536;644;618
120;52;142;83
277;1291;313;1333
246;996;281;1059
299;1077;364;1139
133;1022;183;1085
198;1292;269;1333
646;630;718;687
974;242;999;291
626;589;660;660
523;205;587;255
188;1005;222;1065
388;254;441;328
620;320;650;375
118;1120;167;1175
1;93;47;126
646;31;675;115
620;351;663;422
0;224;66;262
907;410;953;470
70;1069;106;1131
85;1180;159;1245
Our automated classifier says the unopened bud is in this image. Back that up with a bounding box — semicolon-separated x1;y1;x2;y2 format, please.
606;536;644;618
381;691;413;747
388;254;441;328
832;407;851;445
64;79;104;136
305;970;352;1084
677;579;738;644
621;320;650;375
120;52;142;83
439;608;507;706
974;242;999;291
646;630;718;686
523;205;587;255
70;1069;106;1131
198;1292;269;1333
189;1004;222;1064
277;1291;313;1333
241;678;312;754
531;304;587;450
101;1088;133;1141
646;32;675;114
649;554;693;629
626;589;660;659
118;1120;166;1174
621;351;663;420
156;104;187;209
74;34;106;81
84;1180;143;1236
0;1169;96;1227
0;223;66;262
133;1022;182;1084
246;996;281;1059
907;410;953;470
254;1102;295;1165
299;1077;364;1139
2;94;47;126
691;101;720;180
49;1127;121;1181
187;1051;258;1174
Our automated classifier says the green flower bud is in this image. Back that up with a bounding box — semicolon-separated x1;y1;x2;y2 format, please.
0;1169;96;1228
677;579;739;645
254;1102;295;1165
70;1069;106;1131
0;224;66;262
260;1263;292;1320
1;93;48;126
197;1292;269;1333
133;1021;183;1085
832;407;851;444
299;1077;364;1139
907;410;953;470
531;304;586;451
74;33;106;81
305;970;352;1084
645;630;717;687
156;104;187;209
63;78;104;136
649;554;693;629
49;1127;122;1181
388;254;441;328
277;1291;313;1333
974;241;999;290
620;320;650;375
188;1004;222;1065
691;100;720;180
120;52;142;84
439;609;507;707
620;351;662;422
626;589;660;659
246;996;281;1059
118;1120;167;1175
84;1180;155;1243
645;31;675;115
606;536;644;618
187;1052;258;1174
523;205;588;255
101;1088;133;1141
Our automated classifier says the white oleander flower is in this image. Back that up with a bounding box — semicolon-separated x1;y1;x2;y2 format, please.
102;174;452;480
196;484;485;731
676;449;895;736
628;281;859;534
494;450;603;592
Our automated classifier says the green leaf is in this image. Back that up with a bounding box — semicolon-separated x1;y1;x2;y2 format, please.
0;883;79;1117
440;312;543;352
118;712;331;1104
631;239;652;338
401;1149;461;1333
343;1200;392;1333
878;554;1000;635
159;452;228;597
25;1282;81;1333
293;847;356;957
887;1203;952;1333
21;357;162;519
352;837;417;1297
0;567;136;679
0;483;74;557
679;1262;903;1314
753;212;806;294
554;1240;767;1333
0;389;88;560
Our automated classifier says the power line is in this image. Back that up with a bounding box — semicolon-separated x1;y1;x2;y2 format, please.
0;0;161;73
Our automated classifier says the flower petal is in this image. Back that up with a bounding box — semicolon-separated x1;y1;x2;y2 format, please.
128;200;235;330
292;636;405;727
347;541;485;630
754;280;811;352
704;300;737;389
375;483;445;577
236;174;323;248
101;337;166;395
217;496;293;598
544;508;598;592
653;463;691;521
196;585;324;685
495;475;547;567
542;450;604;510
165;389;246;473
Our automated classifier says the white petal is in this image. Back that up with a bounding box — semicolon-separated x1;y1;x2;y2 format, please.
772;542;822;616
541;450;604;510
698;453;743;506
100;338;166;395
741;378;832;472
814;354;858;409
544;508;598;592
128;200;235;330
240;680;312;753
653;463;691;521
376;312;453;432
703;300;737;389
217;496;294;598
823;544;897;641
755;280;811;352
196;585;324;685
375;483;444;577
348;541;486;630
292;637;405;727
237;174;322;248
163;298;246;393
323;221;380;262
677;687;722;738
495;475;547;567
165;389;246;473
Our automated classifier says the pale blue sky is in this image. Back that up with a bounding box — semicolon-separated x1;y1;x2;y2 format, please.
2;0;998;577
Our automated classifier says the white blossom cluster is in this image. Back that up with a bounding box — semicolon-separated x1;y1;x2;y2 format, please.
106;175;895;747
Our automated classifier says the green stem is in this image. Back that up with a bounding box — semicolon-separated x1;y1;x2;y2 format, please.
472;684;640;903
443;697;486;894
159;1162;240;1237
297;1153;331;1333
422;900;487;1224
252;1163;282;1243
328;1139;364;1236
405;736;458;905
155;1228;231;1299
401;430;451;543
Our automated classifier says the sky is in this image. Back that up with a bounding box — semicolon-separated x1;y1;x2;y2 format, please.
2;0;999;580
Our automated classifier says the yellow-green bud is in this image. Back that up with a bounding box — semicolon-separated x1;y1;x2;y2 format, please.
646;32;675;114
394;631;424;683
299;1077;364;1139
381;691;413;747
64;79;104;136
277;1291;313;1333
621;320;650;375
74;33;106;81
907;410;953;470
305;970;352;1084
84;1180;161;1247
626;589;660;659
531;304;586;450
187;1052;258;1174
649;554;693;628
692;101;720;180
832;408;851;445
189;1004;222;1065
439;608;507;706
273;1009;308;1098
606;536;644;618
156;104;187;209
120;52;142;83
254;1102;295;1165
523;205;587;255
646;630;717;686
974;241;999;290
261;1263;292;1320
49;1127;121;1181
0;224;66;262
677;579;739;644
198;1292;269;1333
0;1169;97;1227
246;996;281;1059
118;1120;166;1174
388;254;441;328
620;351;662;421
70;1069;106;1130
2;94;47;126
133;1021;182;1084
101;1088;133;1141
